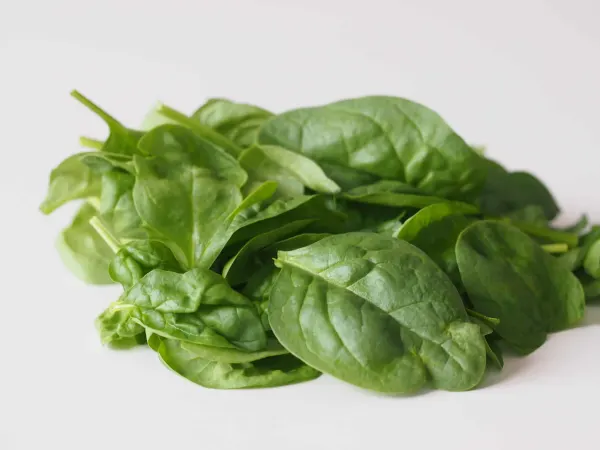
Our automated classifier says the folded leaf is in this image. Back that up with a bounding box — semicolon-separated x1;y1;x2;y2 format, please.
122;268;267;352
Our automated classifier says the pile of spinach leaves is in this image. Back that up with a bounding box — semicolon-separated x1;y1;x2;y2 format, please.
40;92;594;393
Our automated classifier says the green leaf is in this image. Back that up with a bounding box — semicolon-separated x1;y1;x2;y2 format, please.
396;203;478;287
239;145;340;195
158;105;243;157
478;159;559;220
71;90;144;155
222;219;315;286
80;152;134;174
259;96;486;199
155;337;320;389
583;239;600;279
40;154;102;214
485;338;504;370
180;338;288;363
55;203;114;285
342;180;455;209
109;239;183;289
456;221;585;354
226;195;346;249
132;125;254;268
269;232;487;393
121;268;267;352
98;171;145;239
95;302;146;349
192;98;273;148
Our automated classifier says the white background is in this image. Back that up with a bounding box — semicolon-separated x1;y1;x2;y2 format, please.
1;1;600;449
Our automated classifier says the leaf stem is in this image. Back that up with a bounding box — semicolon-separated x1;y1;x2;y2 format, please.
541;243;569;254
86;197;101;211
89;216;121;253
71;90;119;129
79;136;104;150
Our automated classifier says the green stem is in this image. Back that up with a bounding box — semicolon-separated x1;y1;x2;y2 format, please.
89;216;121;253
158;104;241;157
541;243;569;254
71;90;120;129
79;136;104;150
86;197;101;211
510;221;578;248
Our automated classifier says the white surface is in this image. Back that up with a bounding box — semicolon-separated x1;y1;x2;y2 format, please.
2;1;600;449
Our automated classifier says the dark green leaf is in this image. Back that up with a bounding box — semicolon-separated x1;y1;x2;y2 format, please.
269;232;487;393
456;221;585;354
342;180;456;209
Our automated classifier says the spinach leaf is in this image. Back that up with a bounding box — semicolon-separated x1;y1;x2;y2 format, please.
132;126;250;268
259;96;486;199
121;268;267;351
583;238;600;279
396;203;478;287
226;195;346;249
109;239;183;289
222;219;315;286
342;180;456;209
80;152;134;174
95;302;146;349
456;221;585;354
71;90;144;155
192;98;273;148
40;154;102;214
155;337;320;389
478;159;559;220
505;205;548;226
55;203;114;285
485;338;504;370
239;145;340;195
158;105;243;157
560;215;589;234
98;171;145;239
180;338;288;363
269;232;487;393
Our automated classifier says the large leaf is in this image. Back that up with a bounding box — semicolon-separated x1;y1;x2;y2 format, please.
269;232;487;393
259;96;486;199
456;221;585;354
